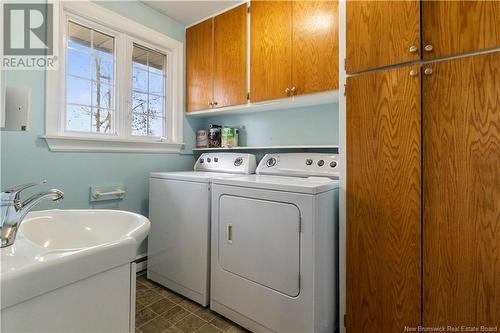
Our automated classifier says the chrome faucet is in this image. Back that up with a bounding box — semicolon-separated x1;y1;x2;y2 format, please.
0;182;64;247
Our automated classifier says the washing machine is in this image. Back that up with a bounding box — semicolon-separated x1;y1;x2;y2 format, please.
210;153;339;332
148;153;256;306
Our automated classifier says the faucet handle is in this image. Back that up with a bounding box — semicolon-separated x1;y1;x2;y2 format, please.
2;181;47;199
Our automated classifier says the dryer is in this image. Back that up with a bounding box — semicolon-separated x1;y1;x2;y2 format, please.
210;153;339;332
148;153;256;306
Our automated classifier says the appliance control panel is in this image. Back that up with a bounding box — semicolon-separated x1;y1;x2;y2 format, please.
256;153;340;179
194;153;256;174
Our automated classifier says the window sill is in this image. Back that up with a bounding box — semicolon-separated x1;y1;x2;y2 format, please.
42;135;184;153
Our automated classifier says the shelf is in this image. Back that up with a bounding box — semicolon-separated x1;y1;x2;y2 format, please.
192;145;339;152
185;90;339;117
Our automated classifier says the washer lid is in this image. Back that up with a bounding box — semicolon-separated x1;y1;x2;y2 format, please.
212;175;339;194
150;171;243;182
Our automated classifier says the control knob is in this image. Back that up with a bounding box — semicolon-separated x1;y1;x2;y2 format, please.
266;157;277;167
234;157;243;166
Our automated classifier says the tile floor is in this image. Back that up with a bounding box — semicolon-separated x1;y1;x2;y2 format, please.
136;274;248;333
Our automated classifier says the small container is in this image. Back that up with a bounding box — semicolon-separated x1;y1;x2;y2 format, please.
221;127;239;148
196;130;208;148
208;124;222;148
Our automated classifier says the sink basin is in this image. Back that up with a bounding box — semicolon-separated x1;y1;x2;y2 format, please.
1;209;150;310
20;210;150;250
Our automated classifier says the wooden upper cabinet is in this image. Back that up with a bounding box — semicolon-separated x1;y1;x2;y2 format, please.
346;64;421;332
422;1;500;60
423;52;500;327
346;0;420;73
250;1;292;102
213;4;247;108
186;18;213;112
292;1;339;94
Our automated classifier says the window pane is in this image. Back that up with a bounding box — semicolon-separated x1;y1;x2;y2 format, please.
92;81;114;109
92;108;113;133
132;66;148;92
93;30;113;59
66;20;115;134
68;21;91;52
149;73;163;96
66;105;91;132
131;44;166;137
92;58;113;83
67;49;91;79
67;76;91;105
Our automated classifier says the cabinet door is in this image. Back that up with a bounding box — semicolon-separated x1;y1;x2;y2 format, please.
346;1;420;73
213;4;247;108
186;18;213;112
346;65;421;332
423;52;500;326
250;1;292;102
422;1;500;60
292;1;339;94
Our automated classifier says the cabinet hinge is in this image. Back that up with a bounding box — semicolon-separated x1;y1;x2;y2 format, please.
344;58;347;70
247;6;250;13
344;314;347;327
343;84;347;96
246;92;250;100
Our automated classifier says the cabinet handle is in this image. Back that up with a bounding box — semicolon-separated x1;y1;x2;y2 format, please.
409;45;418;53
424;44;433;52
409;69;418;76
213;101;218;106
208;101;213;107
285;87;291;95
424;68;433;75
290;86;297;95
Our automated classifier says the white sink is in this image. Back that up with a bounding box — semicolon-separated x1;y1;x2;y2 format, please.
20;210;150;250
1;209;150;310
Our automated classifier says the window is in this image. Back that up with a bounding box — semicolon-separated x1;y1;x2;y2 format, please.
131;45;166;137
66;21;115;134
46;1;183;153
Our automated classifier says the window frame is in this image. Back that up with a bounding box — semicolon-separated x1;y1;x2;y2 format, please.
45;1;184;153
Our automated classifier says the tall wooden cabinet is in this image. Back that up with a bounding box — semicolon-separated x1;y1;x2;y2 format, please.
250;0;338;102
346;65;422;332
346;1;500;331
186;4;247;112
423;52;500;327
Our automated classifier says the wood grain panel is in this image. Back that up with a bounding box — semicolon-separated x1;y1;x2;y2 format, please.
423;52;500;326
213;4;247;108
250;1;292;102
186;18;213;112
292;1;339;94
346;65;421;332
346;0;420;73
422;1;500;60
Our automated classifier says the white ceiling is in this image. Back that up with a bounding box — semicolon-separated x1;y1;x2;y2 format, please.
141;1;241;25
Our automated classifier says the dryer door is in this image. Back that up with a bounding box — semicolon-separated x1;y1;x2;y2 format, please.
218;195;301;297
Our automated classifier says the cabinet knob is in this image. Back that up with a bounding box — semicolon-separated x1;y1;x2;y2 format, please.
213;101;218;106
290;87;297;95
424;68;433;75
409;45;418;53
409;69;418;76
285;87;291;95
208;101;213;107
424;44;433;52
